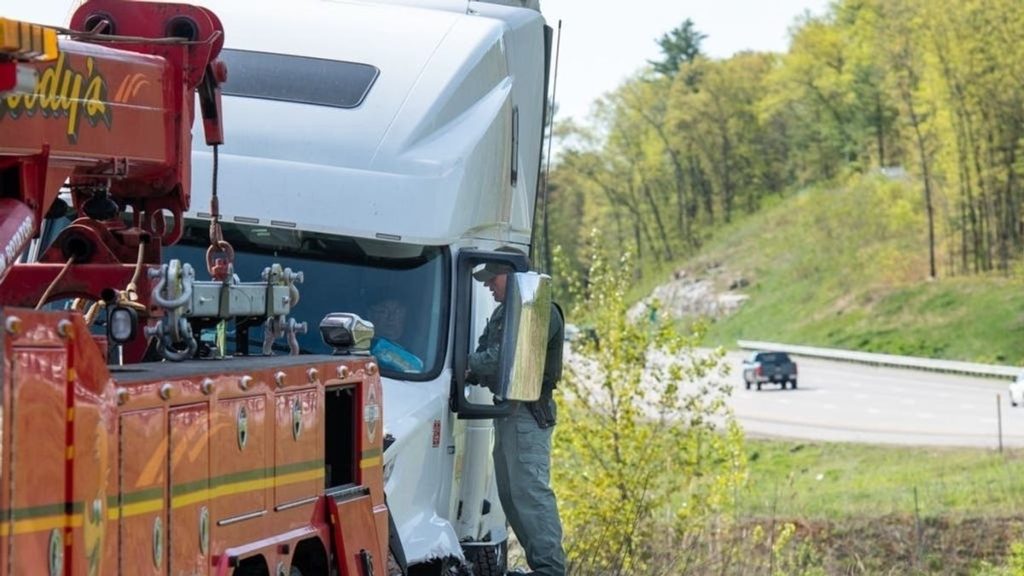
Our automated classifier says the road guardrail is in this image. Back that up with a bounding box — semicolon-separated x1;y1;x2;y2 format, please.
737;340;1020;380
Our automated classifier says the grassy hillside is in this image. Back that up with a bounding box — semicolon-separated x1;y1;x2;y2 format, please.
676;175;1024;365
743;440;1024;519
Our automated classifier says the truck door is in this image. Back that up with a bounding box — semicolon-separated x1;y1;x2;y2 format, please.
7;348;69;575
119;408;168;575
169;404;210;574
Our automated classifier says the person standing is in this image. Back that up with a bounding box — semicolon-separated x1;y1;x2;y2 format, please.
465;253;566;576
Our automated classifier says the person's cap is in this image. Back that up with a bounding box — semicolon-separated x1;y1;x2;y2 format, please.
472;262;513;282
472;246;528;282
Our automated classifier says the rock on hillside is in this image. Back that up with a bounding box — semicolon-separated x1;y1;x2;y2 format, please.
627;263;750;322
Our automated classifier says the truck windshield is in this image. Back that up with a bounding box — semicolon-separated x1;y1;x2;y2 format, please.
167;221;449;379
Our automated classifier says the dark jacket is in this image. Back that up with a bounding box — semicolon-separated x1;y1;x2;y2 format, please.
467;302;564;393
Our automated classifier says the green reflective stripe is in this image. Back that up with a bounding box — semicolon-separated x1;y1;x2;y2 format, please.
361;448;382;460
120;487;163;506
274;459;322;475
3;501;82;520
210;466;267;488
8;458;328;524
170;478;209;498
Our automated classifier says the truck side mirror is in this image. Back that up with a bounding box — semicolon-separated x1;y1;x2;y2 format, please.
499;272;550;402
451;250;551;419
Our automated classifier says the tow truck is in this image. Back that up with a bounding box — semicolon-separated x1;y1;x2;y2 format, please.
0;2;395;574
0;1;551;574
4;0;556;573
159;1;555;573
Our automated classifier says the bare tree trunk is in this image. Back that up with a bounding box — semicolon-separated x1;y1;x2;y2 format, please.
894;37;937;279
586;169;659;264
905;99;937;279
687;148;714;224
622;89;694;249
973;128;993;271
933;30;982;274
642;183;675;261
998;143;1016;273
721;129;735;224
633;220;643;274
876;94;886;167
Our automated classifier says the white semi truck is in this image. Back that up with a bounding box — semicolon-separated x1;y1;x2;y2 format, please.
172;1;554;573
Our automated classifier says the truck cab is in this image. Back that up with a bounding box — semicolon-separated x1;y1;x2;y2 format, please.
172;0;552;572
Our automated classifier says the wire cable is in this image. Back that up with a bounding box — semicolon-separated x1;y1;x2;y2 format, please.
34;255;76;310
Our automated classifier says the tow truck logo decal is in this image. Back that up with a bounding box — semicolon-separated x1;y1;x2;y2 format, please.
364;379;380;444
1;52;112;144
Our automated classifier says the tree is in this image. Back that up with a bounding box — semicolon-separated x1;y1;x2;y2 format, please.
553;240;745;575
874;0;939;278
649;19;706;81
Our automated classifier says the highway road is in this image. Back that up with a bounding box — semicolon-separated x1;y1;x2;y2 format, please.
723;352;1024;448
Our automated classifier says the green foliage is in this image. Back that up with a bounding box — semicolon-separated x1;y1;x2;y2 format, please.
549;0;1024;294
552;235;746;574
699;175;1024;365
649;19;706;79
973;541;1024;576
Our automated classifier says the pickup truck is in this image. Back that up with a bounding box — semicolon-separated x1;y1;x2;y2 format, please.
742;351;798;390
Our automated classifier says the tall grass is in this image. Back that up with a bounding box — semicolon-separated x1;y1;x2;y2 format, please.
741;440;1024;519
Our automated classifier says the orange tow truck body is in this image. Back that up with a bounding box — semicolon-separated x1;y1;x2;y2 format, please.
0;2;388;575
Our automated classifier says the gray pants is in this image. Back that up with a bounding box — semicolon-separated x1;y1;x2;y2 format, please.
494;399;565;576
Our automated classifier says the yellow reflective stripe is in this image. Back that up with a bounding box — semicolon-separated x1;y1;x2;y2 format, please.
15;466;331;532
112;499;163;520
274;468;323;487
171;468;324;508
0;514;83;536
209;478;266;500
171;489;209;509
359;456;381;469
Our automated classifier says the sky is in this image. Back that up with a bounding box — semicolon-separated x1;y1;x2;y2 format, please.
7;0;830;122
541;0;830;122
